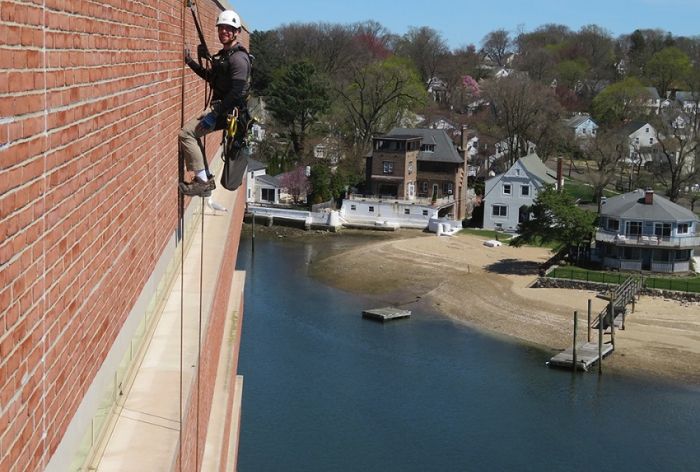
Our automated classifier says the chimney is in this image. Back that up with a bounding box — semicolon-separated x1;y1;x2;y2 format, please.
556;157;563;191
644;188;654;205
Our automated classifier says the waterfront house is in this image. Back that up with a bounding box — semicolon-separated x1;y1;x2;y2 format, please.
246;158;281;204
482;152;557;231
595;189;700;273
363;127;468;219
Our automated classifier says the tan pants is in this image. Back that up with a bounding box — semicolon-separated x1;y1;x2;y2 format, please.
178;115;216;173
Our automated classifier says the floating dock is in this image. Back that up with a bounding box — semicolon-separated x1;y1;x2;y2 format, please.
547;342;614;371
362;307;411;322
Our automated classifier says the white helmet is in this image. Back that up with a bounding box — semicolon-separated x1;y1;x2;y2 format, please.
216;10;241;29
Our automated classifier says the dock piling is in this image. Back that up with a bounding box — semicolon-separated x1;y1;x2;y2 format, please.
572;311;578;371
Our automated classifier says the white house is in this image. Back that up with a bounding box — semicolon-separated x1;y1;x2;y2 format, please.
245;158;280;204
644;87;661;114
562;115;598;139
622;121;658;165
482;153;557;231
675;91;699;114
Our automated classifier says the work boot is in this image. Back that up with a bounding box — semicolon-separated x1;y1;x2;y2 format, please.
179;177;215;197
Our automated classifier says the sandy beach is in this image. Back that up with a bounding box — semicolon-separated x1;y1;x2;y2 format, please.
306;229;700;386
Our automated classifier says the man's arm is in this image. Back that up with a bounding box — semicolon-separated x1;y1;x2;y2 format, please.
184;48;210;81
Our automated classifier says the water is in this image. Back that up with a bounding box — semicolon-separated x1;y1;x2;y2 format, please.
237;234;700;472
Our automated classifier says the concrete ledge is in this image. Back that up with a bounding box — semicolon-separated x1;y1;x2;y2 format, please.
88;176;244;471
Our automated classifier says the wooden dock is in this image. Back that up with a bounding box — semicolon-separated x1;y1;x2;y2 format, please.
362;307;411;322
547;342;614;371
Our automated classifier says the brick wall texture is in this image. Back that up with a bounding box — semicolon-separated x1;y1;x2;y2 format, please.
0;1;248;470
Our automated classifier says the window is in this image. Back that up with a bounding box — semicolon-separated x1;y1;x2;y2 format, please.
645;127;649;133
654;223;671;238
368;206;374;213
382;161;394;174
492;205;507;217
422;210;429;216
653;250;670;262
626;221;642;236
261;188;275;202
404;208;410;215
443;182;453;194
420;181;429;194
521;185;530;196
503;184;511;195
649;138;654;145
678;223;689;234
420;144;435;152
608;218;619;232
635;137;639;145
408;161;414;174
676;249;691;261
350;205;356;211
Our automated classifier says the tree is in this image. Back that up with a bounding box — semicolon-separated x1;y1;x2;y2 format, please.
278;167;310;204
591;77;649;125
510;186;596;251
334;56;426;148
480;29;512;67
394;26;449;85
266;61;330;156
646;47;692;97
648;108;699;202
250;30;283;96
481;74;564;166
577;129;628;211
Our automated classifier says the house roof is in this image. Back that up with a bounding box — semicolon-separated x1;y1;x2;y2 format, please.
600;189;698;222
676;91;698;103
246;157;267;172
518;153;557;185
386;127;464;164
256;174;280;188
563;115;596;129
644;87;660;100
618;120;652;136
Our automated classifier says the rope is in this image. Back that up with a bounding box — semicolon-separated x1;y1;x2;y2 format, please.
178;2;187;470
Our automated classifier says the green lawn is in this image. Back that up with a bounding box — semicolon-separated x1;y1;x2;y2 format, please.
549;266;700;293
562;178;617;203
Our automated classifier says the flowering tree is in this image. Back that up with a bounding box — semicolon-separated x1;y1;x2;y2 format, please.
279;167;310;204
462;74;480;98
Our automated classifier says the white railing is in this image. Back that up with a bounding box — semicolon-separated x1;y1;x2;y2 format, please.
596;229;700;248
347;194;456;206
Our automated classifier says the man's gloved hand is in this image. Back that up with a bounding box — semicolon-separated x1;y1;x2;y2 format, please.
197;44;210;60
198;112;218;132
184;47;194;65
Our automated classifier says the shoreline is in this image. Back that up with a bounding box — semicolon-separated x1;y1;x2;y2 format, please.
297;227;700;387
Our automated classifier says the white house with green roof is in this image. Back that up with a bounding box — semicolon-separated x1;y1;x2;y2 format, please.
482;152;558;231
595;189;700;273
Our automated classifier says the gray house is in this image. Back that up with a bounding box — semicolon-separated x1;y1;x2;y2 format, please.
483;153;557;231
595;189;700;273
562;115;598;139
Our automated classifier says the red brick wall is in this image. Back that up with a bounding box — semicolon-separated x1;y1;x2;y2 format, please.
0;1;248;470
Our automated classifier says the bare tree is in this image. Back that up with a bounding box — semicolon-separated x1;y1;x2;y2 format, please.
480;29;512;67
395;26;449;85
649;107;699;202
578;129;628;211
481;74;564;166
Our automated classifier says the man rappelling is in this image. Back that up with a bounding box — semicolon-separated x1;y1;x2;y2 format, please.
179;8;251;197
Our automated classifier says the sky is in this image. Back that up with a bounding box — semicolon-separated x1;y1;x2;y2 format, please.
230;0;700;50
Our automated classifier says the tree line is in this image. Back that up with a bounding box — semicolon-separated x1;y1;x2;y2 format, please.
250;21;700;204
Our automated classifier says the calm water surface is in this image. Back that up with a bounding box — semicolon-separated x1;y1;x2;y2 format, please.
236;233;699;472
